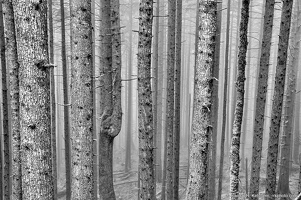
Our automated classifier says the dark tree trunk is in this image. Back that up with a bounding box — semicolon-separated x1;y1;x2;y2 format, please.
229;0;250;199
265;0;294;199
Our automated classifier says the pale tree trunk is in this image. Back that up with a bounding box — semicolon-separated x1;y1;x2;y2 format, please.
265;0;294;199
125;0;133;173
208;1;221;199
3;0;21;198
173;0;182;199
99;0;122;199
137;0;155;199
249;0;275;199
70;0;94;199
48;0;57;198
277;2;300;198
185;1;217;199
217;0;231;199
229;0;250;199
60;0;71;198
0;2;10;199
13;1;54;198
165;0;176;198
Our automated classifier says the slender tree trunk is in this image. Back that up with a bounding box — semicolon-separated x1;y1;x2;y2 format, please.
217;0;231;199
229;0;250;199
70;1;94;198
165;0;176;198
208;1;221;199
98;0;122;198
3;0;21;198
265;0;294;199
249;1;275;199
137;0;155;199
125;0;133;173
173;0;182;199
48;1;57;199
0;97;2;200
60;0;71;198
13;1;54;198
185;1;217;199
0;2;10;199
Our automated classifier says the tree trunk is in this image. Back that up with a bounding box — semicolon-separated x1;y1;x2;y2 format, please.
229;0;250;199
60;0;71;198
137;0;155;199
3;0;21;198
70;1;94;198
217;0;231;199
125;0;133;174
265;0;294;199
277;2;300;198
185;1;217;199
249;1;275;199
173;0;182;199
208;1;221;199
0;96;2;200
0;2;10;199
48;1;57;199
13;1;54;198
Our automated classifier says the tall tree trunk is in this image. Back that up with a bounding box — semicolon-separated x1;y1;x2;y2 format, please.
265;0;294;199
0;2;10;199
48;0;57;199
185;1;217;199
98;0;122;199
125;0;133;173
277;2;301;198
70;1;94;198
59;0;71;198
13;1;54;198
173;0;182;199
3;0;21;198
229;0;250;199
249;1;275;199
137;0;155;199
165;0;176;198
208;1;221;199
217;0;231;199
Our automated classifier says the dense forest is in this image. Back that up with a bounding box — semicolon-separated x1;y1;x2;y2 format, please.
0;0;300;200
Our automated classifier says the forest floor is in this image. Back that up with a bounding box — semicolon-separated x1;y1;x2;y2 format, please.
57;148;301;200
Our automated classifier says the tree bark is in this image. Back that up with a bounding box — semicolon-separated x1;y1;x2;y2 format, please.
185;1;217;199
59;0;71;199
249;1;275;199
3;0;21;198
173;0;182;199
137;0;155;199
70;0;94;198
13;1;54;198
265;0;294;199
229;0;250;199
0;2;10;199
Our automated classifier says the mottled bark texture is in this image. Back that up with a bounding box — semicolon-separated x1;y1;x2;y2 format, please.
229;0;250;199
249;1;275;199
185;1;217;199
173;0;182;199
165;0;176;198
208;1;221;199
13;0;54;199
265;0;294;199
60;0;71;198
137;0;155;199
3;0;22;199
218;0;231;199
98;0;122;199
0;1;10;199
70;0;94;199
277;2;300;198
